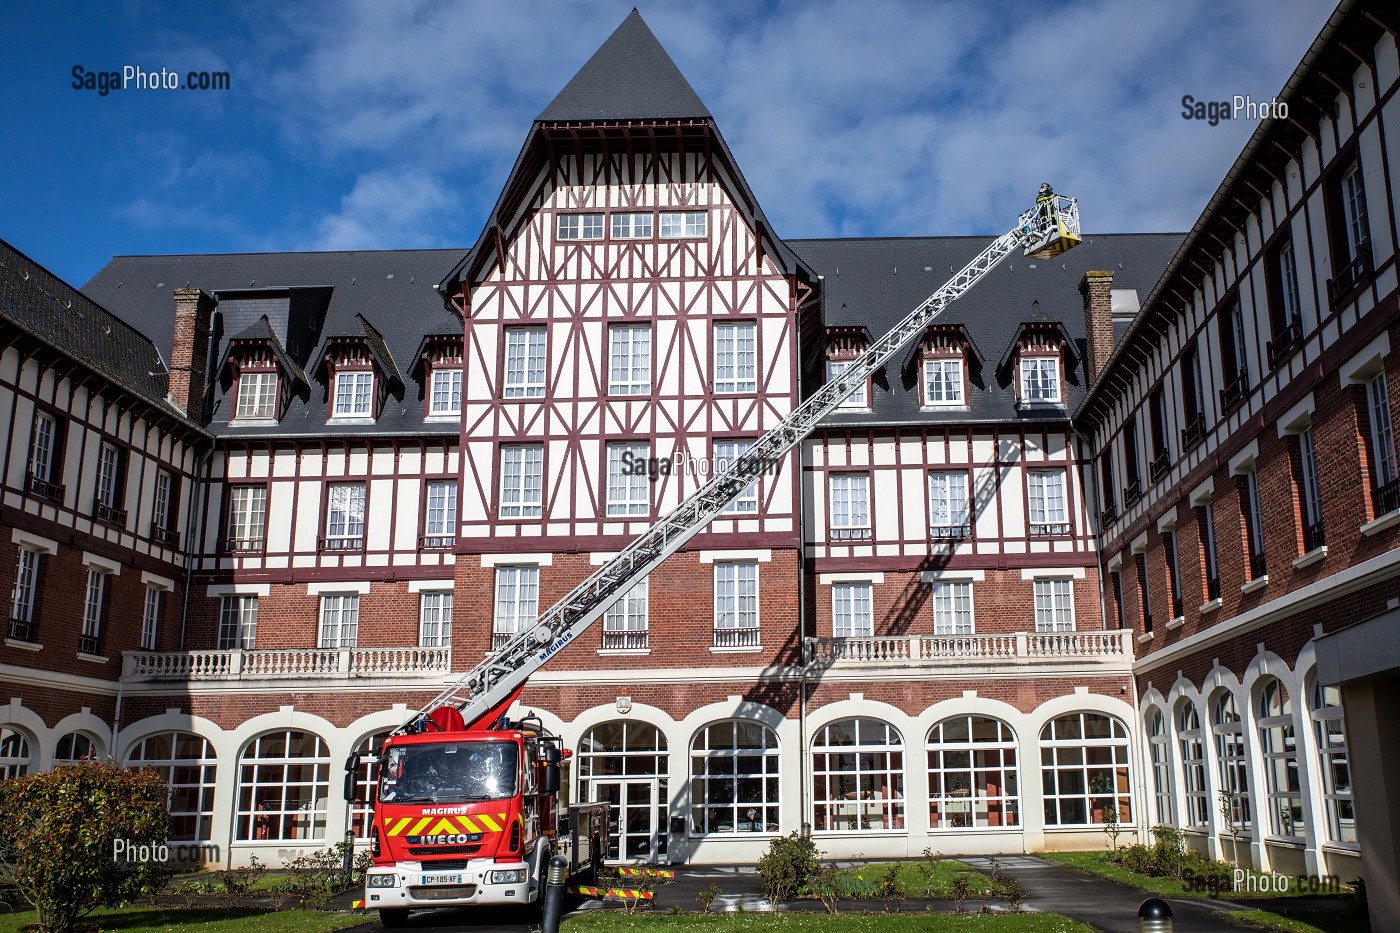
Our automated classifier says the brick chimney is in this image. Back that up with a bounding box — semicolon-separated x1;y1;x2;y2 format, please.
169;287;215;421
1079;270;1114;384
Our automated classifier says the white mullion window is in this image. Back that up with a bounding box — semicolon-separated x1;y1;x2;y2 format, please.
140;586;160;650
932;580;973;635
1020;356;1060;402
1177;703;1210;827
11;549;39;627
826;360;867;409
714;562;758;647
609;324;651;396
218;595;258;649
1341;162;1369;261
923;358;964;405
607;443;650;517
423;481;457;547
81;569;105;651
333;371;374;417
418;591;453;648
714;439;758;513
1278;241;1301;322
152;470;172;533
1028;469;1068;535
1299;428;1322;529
318;594;360;648
557;213;604;240
1033;579;1074;632
499;445;543;519
1146;709;1174;825
660;211;706;238
1257;679;1305;839
714;322;757;393
602;580;649;650
494;566;539;648
832;582;872;637
236;371;278;419
429;368;462;415
28;411;56;482
829;473;871;540
503;328;547;398
1367;371;1397;489
227;486;267;551
928;471;970;537
1212;692;1252;832
324;484;366;548
96;443;121;510
611;212;653;239
1310;680;1356;846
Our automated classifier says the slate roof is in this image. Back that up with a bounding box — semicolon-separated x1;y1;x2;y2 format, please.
789;233;1184;429
83;249;464;438
0;236;199;425
221;315;308;388
538;10;711;122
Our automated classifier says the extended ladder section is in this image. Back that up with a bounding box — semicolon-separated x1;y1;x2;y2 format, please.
400;194;1081;734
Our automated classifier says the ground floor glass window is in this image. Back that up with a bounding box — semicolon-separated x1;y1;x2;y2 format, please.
235;730;330;841
813;718;905;831
1039;712;1131;826
690;721;779;835
927;715;1018;829
127;732;218;841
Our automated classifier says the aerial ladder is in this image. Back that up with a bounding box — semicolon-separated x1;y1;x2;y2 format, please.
407;191;1081;735
355;192;1080;923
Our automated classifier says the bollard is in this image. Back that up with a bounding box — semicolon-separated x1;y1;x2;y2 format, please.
1138;897;1173;933
542;854;569;933
341;829;355;888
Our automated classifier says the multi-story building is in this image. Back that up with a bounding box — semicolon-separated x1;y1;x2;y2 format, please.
1;3;1396;922
1075;0;1399;918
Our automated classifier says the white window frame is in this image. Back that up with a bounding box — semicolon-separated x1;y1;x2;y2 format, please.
1341;162;1369;261
153;470;173;533
659;211;706;238
610;212;653;239
1177;702;1210;827
423;481;457;547
1039;712;1132;827
826;360;867;409
932;580;973;635
690;721;780;835
557;213;604;241
324;483;366;547
713;321;757;393
332;370;374;417
1028;469;1069;535
1033;578;1074;632
1257;679;1305;839
832;582;872;637
235;371;278;420
812;718;905;833
28;411;56;482
1299;428;1322;528
96;442;121;509
11;548;39;627
607;443;650;518
429;368;462;416
608;324;651;396
927;715;1019;830
928;471;971;537
140;585;160;650
1212;692;1252;832
318;593;360;648
499;445;543;519
714;439;758;513
126;732;218;842
81;568;105;647
828;473;871;540
227;486;267;551
503;328;547;399
1278;240;1301;323
1020;356;1060;403
1146;708;1174;825
1367;370;1396;489
418;591;452;648
234;731;330;842
1244;469;1265;565
602;580;649;650
494;566;539;648
713;562;758;645
1309;679;1356;847
922;357;964;405
218;595;258;649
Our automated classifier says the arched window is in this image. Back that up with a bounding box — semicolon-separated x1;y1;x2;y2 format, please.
691;721;779;836
0;727;33;779
54;731;101;764
1307;675;1355;846
1145;708;1173;825
1039;712;1131;827
927;715;1018;829
1211;690;1251;831
351;730;391;841
127;732;218;841
1175;700;1209;827
581;721;668;862
235;730;329;841
1256;678;1304;838
812;718;904;832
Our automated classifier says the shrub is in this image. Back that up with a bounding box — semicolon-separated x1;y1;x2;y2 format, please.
1182;854;1232;895
755;831;819;905
1115;843;1155;876
283;848;344;909
694;882;721;913
1150;825;1187;882
808;863;841;914
876;864;904;913
1003;874;1024;913
916;848;941;898
0;762;171;933
949;872;972;913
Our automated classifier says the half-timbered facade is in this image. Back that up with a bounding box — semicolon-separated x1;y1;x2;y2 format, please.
2;7;1394;911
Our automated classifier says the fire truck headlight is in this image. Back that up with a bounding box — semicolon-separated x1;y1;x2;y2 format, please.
488;869;527;884
368;873;399;888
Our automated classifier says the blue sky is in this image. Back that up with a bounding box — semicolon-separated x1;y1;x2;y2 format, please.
4;1;1332;287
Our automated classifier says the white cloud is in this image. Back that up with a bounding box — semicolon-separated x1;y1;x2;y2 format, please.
313;169;461;251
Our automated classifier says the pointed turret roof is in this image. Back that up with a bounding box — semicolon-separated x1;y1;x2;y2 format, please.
538;10;711;122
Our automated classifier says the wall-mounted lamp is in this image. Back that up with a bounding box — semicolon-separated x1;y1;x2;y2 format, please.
616;696;633;714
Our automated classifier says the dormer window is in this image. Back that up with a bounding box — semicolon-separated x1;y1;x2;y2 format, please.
1020;356;1060;403
334;370;374;417
430;369;462;415
824;326;870;410
236;371;278;420
826;361;867;409
417;334;464;418
923;358;964;405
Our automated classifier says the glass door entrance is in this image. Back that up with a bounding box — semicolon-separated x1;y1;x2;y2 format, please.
590;778;666;864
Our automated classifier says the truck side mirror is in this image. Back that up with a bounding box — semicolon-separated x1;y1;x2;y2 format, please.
343;753;361;803
541;763;561;795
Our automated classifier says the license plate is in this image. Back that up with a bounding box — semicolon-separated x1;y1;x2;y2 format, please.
421;873;463;885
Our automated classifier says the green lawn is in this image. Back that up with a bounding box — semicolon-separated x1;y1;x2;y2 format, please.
0;907;365;933
826;860;1007;898
1039;852;1354;900
564;913;1096;932
1225;909;1371;933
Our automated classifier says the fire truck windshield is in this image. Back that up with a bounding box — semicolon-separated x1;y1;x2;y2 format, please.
378;741;519;804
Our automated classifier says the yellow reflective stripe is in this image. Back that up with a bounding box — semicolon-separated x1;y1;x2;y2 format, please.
387;817;413;837
408;817;434;836
428;818;458;836
477;814;502;833
457;815;480;834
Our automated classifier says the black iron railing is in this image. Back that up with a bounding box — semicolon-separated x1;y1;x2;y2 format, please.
26;472;64;502
1303;520;1326;554
7;617;35;642
1266;315;1303;369
1328;240;1372;308
1375;478;1400;517
602;630;649;651
1180;416;1206;450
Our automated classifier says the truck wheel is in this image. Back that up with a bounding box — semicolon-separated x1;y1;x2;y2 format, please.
379;908;410;927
